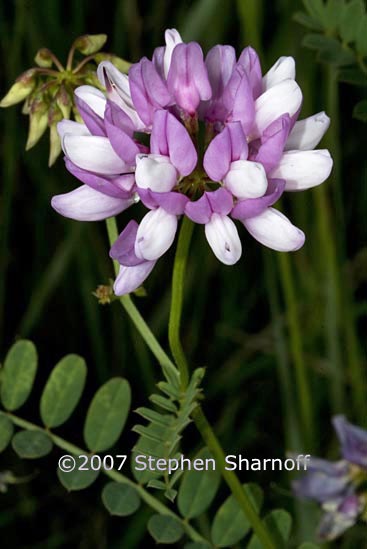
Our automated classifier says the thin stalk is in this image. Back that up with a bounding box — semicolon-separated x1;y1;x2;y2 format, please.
105;216;275;547
105;217;178;381
6;412;206;544
168;216;194;388
278;253;313;449
192;406;274;549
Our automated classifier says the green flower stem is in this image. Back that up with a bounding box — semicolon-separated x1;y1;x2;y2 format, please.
105;217;178;382
192;405;275;549
168;216;194;388
5;412;206;544
277;253;313;449
105;216;275;548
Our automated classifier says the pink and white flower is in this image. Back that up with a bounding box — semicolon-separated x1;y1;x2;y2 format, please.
51;28;333;295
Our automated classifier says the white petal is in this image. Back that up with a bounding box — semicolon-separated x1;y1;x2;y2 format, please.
75;85;106;118
270;150;333;191
205;213;242;265
57;120;90;151
285;111;330;151
114;261;156;296
135;207;177;260
97;61;144;130
63;134;128;174
51;185;132;221
244;207;305;251
164;29;183;78
254;79;302;138
262;56;296;90
224;160;268;199
135;154;178;192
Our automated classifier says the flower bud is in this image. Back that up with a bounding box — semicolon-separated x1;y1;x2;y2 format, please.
0;69;37;108
34;48;54;68
55;85;71;119
26;94;49;150
74;34;107;55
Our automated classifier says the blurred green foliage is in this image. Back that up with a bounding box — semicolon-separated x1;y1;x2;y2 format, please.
0;0;366;547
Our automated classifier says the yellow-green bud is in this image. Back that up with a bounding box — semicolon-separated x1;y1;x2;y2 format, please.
48;122;62;167
94;53;131;74
26;95;49;150
34;48;54;68
0;69;37;108
74;34;107;55
55;85;71;119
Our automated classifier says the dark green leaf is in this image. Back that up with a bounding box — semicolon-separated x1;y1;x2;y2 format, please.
102;482;140;516
324;0;344;30
339;0;365;44
178;448;220;518
303;0;327;24
298;543;320;549
247;509;292;548
303;34;355;66
0;413;14;452
1;340;37;411
57;456;99;490
12;430;52;458
338;67;367;86
40;354;87;427
84;378;131;452
293;12;324;30
356;16;367;55
211;483;263;547
353;99;367;121
148;514;184;544
184;541;211;549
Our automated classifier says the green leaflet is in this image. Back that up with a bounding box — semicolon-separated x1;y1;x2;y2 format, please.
12;430;52;458
102;482;141;516
147;514;184;544
178;447;220;519
0;413;14;452
132;368;204;496
211;483;263;547
0;340;37;411
84;377;131;452
57;456;99;491
40;354;87;427
247;509;292;548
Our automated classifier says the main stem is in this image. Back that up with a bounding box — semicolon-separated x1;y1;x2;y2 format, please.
168;216;194;388
105;216;275;549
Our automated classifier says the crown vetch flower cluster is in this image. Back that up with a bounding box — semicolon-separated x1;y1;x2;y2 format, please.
52;29;333;295
293;416;367;540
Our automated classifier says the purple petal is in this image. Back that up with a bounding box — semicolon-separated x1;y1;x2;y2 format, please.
75;96;106;137
333;415;367;469
317;495;362;541
65;158;133;199
167;42;211;114
185;194;212;224
231;179;285;220
203;126;232;181
223;67;255;134
110;220;143;266
206;188;233;215
114;261;156;296
292;459;350;503
205;45;236;100
63;134;128;175
252;114;291;173
51;184;133;221
129;58;171;126
228;121;249;161
151;110;197;175
138;188;188;215
104;102;140;165
238;46;262;98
